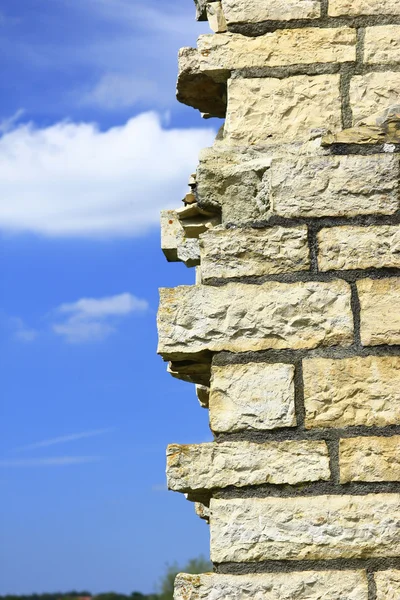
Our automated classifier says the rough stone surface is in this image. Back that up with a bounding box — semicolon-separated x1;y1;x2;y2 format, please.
375;570;400;600
209;362;296;432
357;278;400;347
340;436;400;483
224;75;341;145
174;572;369;600
210;495;400;562
196;384;210;408
329;0;400;16
221;0;321;24
157;281;353;360
206;2;227;33
365;26;400;64
200;226;310;280
197;29;356;70
317;225;400;271
350;72;400;125
303;356;400;429
160;210;201;267
270;154;400;218
167;440;330;492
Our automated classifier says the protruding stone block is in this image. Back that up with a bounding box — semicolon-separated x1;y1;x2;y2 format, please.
174;572;369;600
375;570;400;600
357;278;400;346
350;72;400;125
329;0;400;16
161;210;200;267
270;154;400;218
340;436;400;483
167;440;330;493
224;75;341;145
206;2;227;32
210;495;400;562
317;225;400;271
200;226;310;280
210;362;296;432
157;281;353;360
303;356;400;429
221;0;321;24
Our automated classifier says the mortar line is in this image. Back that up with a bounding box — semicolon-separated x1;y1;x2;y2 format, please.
367;570;377;600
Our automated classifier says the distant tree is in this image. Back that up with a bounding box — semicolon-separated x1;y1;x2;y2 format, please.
158;556;212;600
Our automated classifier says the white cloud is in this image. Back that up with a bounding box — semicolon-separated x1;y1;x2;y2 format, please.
14;428;113;453
9;317;38;343
52;292;148;343
0;112;215;237
81;74;159;110
0;456;101;468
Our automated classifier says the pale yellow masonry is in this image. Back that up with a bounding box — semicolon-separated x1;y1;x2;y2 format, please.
158;0;400;597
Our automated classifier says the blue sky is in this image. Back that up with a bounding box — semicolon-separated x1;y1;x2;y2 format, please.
0;0;218;594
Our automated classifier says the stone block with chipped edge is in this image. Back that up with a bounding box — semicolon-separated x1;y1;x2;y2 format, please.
375;570;400;600
340;436;400;483
318;225;400;271
200;226;310;280
167;440;330;493
210;362;296;432
196;384;209;408
224;75;341;145
270;154;400;218
206;2;227;32
174;572;369;600
329;0;400;16
365;26;400;64
160;210;200;267
303;356;400;429
194;502;210;522
221;0;321;24
157;281;353;360
209;494;400;562
350;72;400;125
196;29;356;71
358;278;400;347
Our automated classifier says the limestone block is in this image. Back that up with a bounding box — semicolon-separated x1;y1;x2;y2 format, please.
303;356;400;429
200;226;310;280
167;440;330;492
221;0;321;24
174;571;369;600
157;281;353;360
318;225;400;271
210;362;296;432
340;436;400;483
270;154;400;218
350;72;400;125
196;146;272;221
210;494;400;562
194;502;210;522
197;28;356;70
196;384;210;408
365;26;400;64
329;0;400;16
357;278;400;346
224;75;341;145
160;210;200;267
206;2;227;33
375;570;400;600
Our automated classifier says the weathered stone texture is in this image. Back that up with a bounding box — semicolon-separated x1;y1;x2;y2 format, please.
357;278;400;346
303;356;400;429
224;75;341;145
210;495;400;562
157;281;353;359
329;0;400;16
210;362;296;432
167;440;330;492
365;26;400;64
197;28;356;70
200;226;310;280
375;570;400;600
270;154;400;218
340;437;400;483
206;2;227;33
350;72;400;125
221;0;321;24
161;210;200;267
174;571;369;600
317;225;400;271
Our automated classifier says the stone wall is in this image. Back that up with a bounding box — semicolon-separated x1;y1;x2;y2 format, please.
158;1;400;598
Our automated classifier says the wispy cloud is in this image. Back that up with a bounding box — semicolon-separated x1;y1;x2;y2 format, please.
0;456;101;468
14;428;113;453
52;292;148;343
0;112;215;237
9;317;38;343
